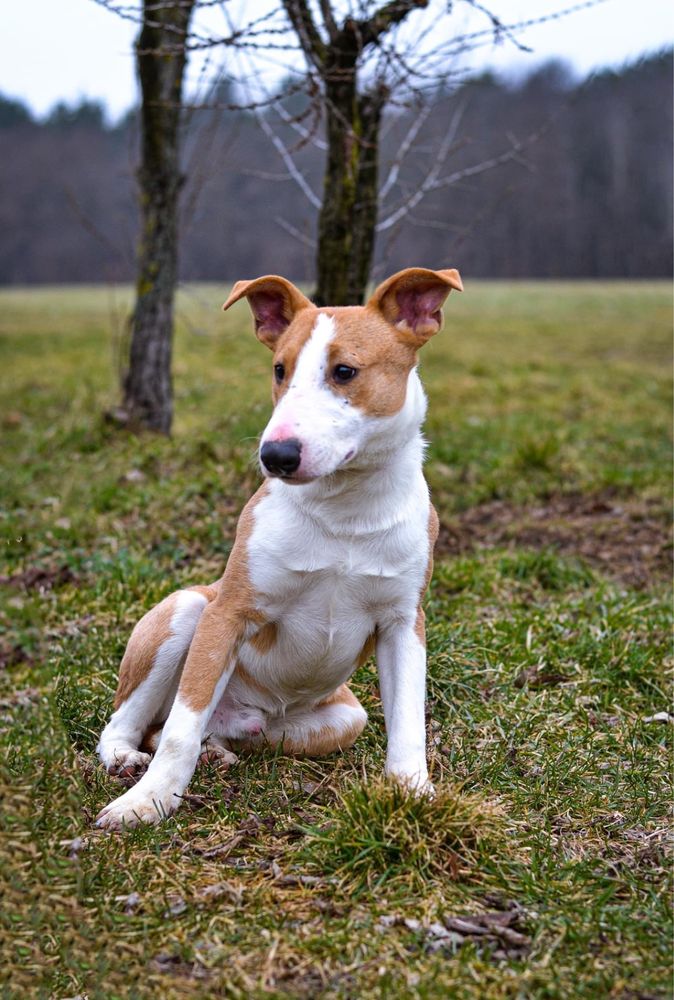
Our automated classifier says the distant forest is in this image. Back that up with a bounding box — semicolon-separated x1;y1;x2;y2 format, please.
1;51;671;285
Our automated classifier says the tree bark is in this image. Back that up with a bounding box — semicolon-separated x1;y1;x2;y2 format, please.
121;0;195;434
314;26;361;306
346;87;386;304
315;60;386;306
302;3;427;306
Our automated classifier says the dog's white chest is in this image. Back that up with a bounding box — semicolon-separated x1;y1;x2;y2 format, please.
240;477;429;701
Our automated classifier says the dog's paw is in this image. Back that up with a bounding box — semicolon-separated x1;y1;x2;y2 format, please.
95;784;177;830
199;741;239;768
416;778;436;799
105;749;151;780
386;767;435;798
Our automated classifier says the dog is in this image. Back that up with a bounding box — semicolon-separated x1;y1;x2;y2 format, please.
96;266;463;829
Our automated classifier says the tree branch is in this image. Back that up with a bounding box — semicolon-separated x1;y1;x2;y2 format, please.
281;0;327;68
377;110;555;233
377;100;467;231
256;112;322;209
378;99;433;200
275;215;317;247
318;0;339;41
354;0;429;49
274;98;328;152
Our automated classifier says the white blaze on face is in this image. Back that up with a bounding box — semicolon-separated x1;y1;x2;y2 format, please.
261;314;362;481
289;312;335;397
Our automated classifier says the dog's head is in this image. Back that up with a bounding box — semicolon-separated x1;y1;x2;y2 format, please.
223;267;462;483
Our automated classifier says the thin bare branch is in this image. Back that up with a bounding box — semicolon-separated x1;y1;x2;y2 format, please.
376;99;467;231
282;0;327;67
465;0;533;53
354;0;429;49
242;168;295;181
272;82;328;152
220;0;323;200
377;109;556;233
404;214;467;231
255;109;322;209
378;99;433;199
274;215;317;247
318;0;339;40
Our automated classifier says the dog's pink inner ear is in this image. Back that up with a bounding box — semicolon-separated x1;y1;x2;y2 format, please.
249;290;289;337
369;267;462;343
223;275;312;348
396;284;447;336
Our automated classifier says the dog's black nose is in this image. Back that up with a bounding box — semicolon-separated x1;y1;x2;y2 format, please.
260;438;302;476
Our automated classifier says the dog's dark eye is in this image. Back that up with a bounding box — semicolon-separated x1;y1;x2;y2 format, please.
333;364;357;384
274;363;285;382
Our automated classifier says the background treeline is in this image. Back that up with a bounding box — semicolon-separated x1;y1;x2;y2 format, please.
0;50;671;285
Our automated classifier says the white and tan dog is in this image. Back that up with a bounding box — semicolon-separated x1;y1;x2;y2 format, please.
96;266;462;829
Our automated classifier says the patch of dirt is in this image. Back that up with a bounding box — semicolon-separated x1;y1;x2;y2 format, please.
513;666;571;688
437;492;672;588
0;564;77;593
0;687;41;709
0;642;36;670
378;901;530;960
151;952;211;983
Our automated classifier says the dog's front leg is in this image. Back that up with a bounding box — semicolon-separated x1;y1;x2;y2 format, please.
376;614;431;793
96;605;244;829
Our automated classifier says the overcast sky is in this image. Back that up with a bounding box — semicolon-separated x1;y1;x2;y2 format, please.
2;0;672;121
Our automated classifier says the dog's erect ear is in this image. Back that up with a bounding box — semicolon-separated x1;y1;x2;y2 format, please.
368;267;463;344
223;275;313;348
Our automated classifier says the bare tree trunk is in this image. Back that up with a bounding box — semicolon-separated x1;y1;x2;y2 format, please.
315;68;385;305
314;30;359;306
346;88;385;304
121;0;195;434
282;1;427;307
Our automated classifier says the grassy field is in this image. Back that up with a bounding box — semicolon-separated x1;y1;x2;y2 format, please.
0;281;671;999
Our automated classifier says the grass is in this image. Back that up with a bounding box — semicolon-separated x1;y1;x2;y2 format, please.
299;779;507;892
0;280;671;998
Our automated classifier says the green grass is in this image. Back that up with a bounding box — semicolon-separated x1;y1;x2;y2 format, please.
0;281;671;998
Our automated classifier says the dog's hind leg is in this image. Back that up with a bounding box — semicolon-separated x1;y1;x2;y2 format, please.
263;685;367;757
97;586;216;776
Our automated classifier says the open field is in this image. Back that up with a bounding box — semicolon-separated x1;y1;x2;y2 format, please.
0;281;672;998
